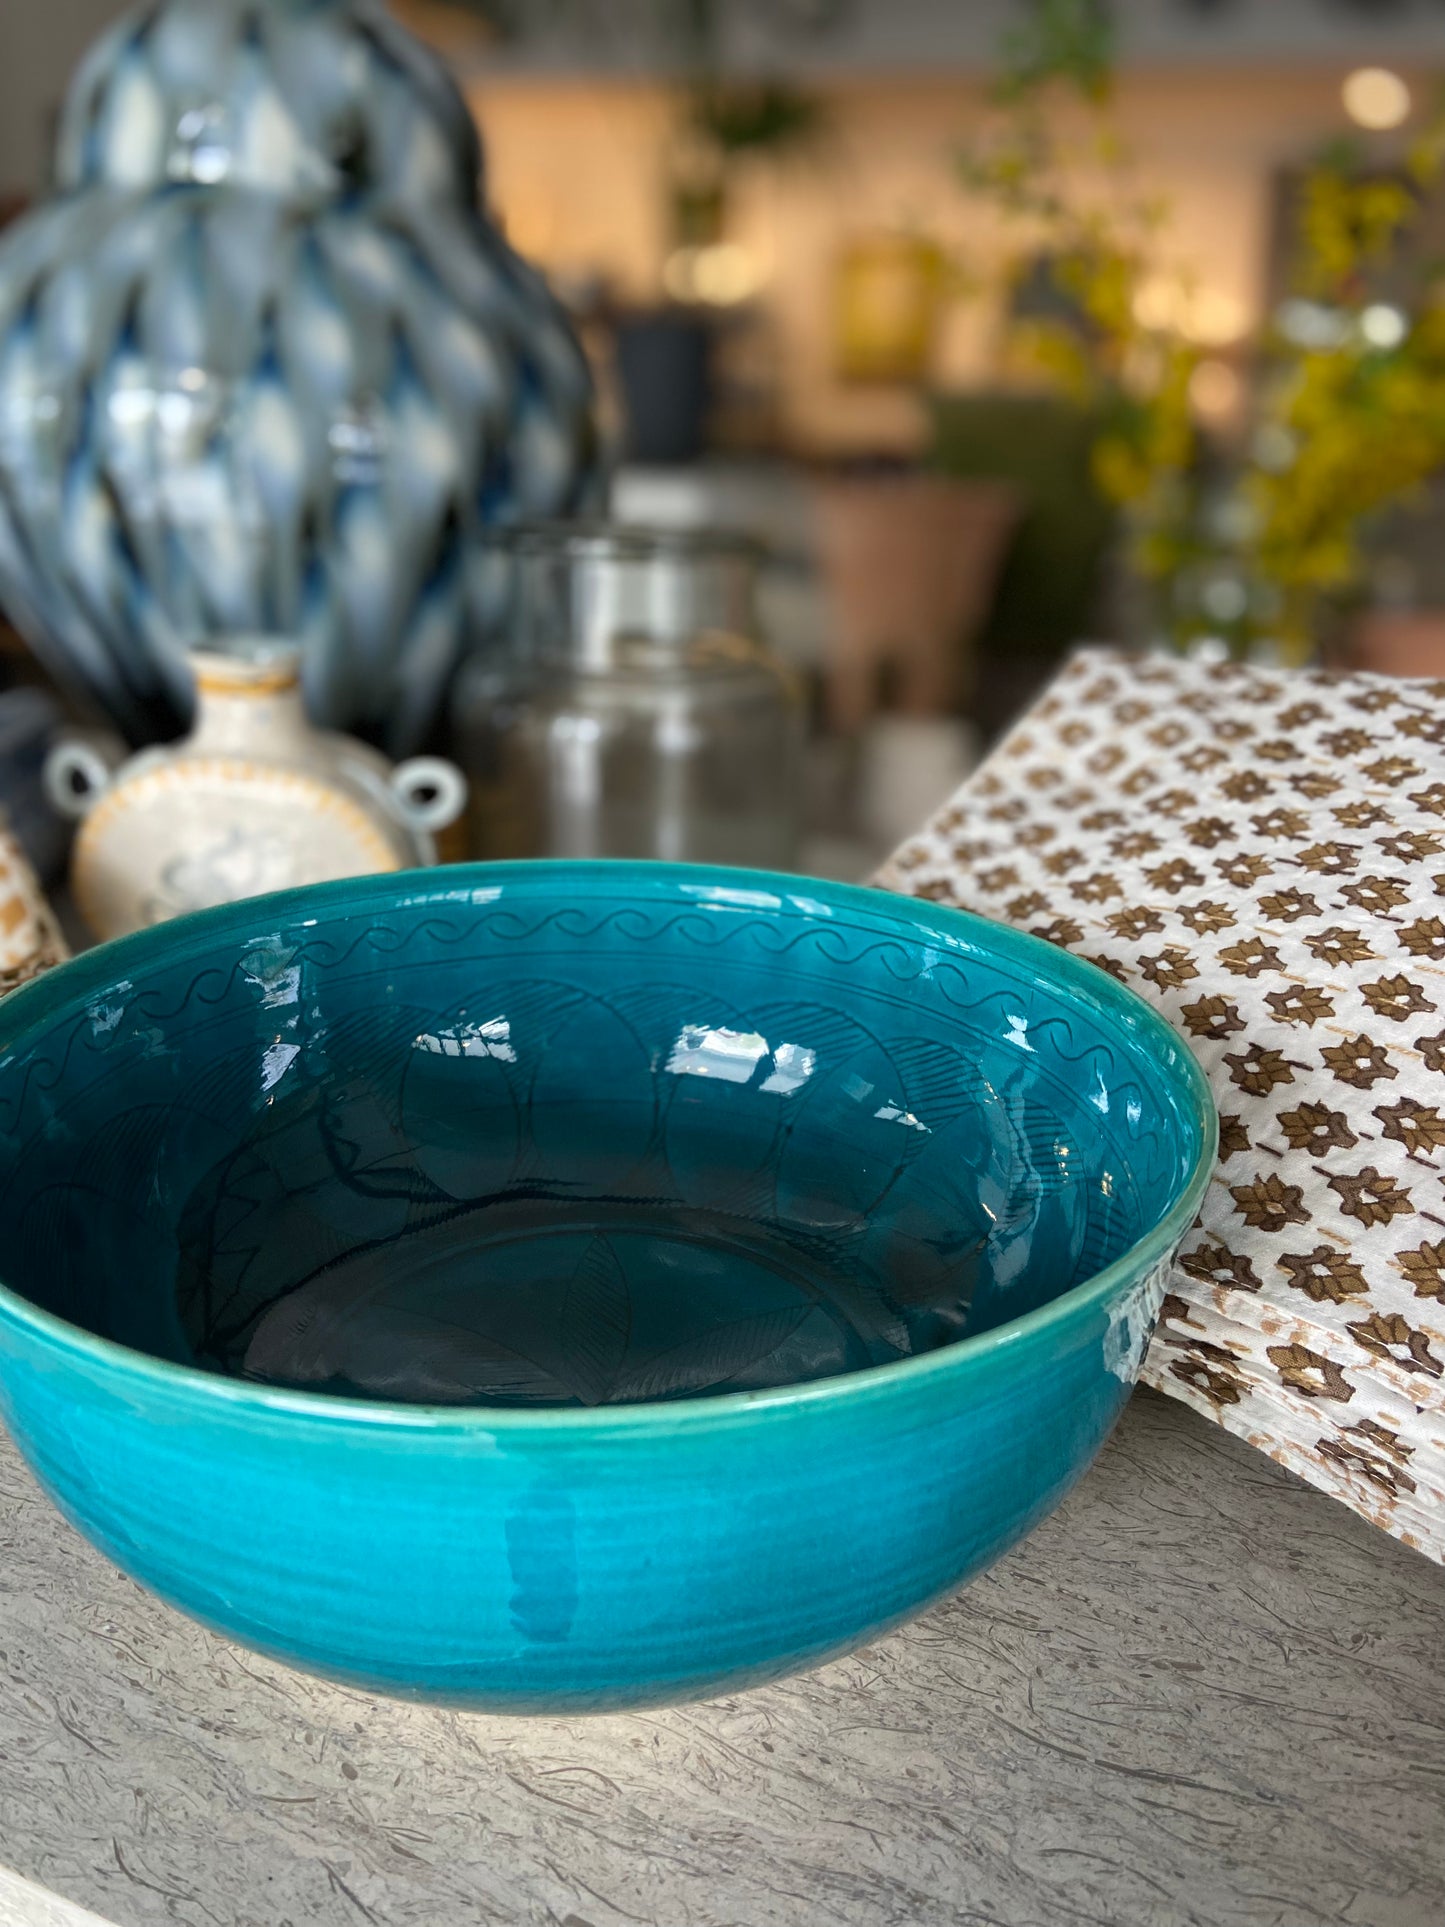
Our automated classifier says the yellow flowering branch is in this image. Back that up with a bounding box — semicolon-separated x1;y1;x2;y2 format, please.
1244;104;1445;663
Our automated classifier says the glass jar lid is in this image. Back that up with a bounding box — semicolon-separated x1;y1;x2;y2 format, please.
493;521;764;670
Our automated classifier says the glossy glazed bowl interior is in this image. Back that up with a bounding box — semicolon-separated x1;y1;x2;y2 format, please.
0;863;1214;1709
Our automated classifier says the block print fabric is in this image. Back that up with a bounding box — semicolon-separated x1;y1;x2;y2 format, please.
879;647;1445;1559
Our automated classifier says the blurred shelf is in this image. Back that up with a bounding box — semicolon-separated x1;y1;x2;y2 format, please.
406;0;1445;84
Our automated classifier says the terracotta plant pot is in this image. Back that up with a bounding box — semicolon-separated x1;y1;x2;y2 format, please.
812;476;1018;731
1350;611;1445;680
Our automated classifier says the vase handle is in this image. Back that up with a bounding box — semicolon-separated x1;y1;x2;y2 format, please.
390;758;468;836
44;738;115;821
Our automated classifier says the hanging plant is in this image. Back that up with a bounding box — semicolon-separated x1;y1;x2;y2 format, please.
420;0;835;261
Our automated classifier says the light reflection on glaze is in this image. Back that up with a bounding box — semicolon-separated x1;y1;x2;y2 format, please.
665;1026;817;1097
414;1019;517;1063
0;865;1210;1412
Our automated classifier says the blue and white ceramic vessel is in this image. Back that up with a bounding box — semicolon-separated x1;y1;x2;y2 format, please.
0;0;599;752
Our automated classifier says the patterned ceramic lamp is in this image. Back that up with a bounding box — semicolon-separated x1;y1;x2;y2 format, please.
0;0;599;753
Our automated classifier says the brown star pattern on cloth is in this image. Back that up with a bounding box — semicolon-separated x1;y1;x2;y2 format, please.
877;648;1445;1561
0;824;66;1000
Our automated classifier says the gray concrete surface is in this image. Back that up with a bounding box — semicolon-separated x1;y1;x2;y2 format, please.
1;1387;1442;1927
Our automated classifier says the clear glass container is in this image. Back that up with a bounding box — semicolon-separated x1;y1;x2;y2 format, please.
454;526;804;869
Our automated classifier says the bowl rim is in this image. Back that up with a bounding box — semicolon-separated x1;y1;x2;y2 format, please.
0;860;1217;1433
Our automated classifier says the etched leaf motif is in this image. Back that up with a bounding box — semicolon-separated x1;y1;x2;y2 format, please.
245;1293;567;1405
559;1235;632;1406
618;1306;814;1404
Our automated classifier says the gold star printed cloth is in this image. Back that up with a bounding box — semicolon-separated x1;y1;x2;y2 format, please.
878;647;1445;1560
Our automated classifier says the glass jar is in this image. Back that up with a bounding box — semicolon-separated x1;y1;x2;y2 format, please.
453;526;804;870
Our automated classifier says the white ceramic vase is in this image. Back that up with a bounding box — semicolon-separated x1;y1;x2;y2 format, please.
46;640;466;942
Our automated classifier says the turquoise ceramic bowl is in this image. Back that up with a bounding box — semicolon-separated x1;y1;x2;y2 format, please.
0;863;1213;1711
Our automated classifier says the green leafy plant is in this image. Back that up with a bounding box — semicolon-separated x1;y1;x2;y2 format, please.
994;0;1115;106
956;0;1203;611
424;0;832;160
686;77;825;158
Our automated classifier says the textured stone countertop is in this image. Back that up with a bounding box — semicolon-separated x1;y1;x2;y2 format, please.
1;1388;1442;1927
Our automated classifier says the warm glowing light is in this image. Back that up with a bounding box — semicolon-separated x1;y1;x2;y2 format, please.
1132;279;1247;346
1182;289;1247;348
1342;67;1411;130
1131;278;1179;332
663;243;764;307
1189;357;1242;422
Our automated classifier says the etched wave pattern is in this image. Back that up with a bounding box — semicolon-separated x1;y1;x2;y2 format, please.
0;884;1201;1408
0;0;599;751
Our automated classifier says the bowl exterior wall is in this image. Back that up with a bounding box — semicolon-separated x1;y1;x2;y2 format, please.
0;1261;1161;1712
